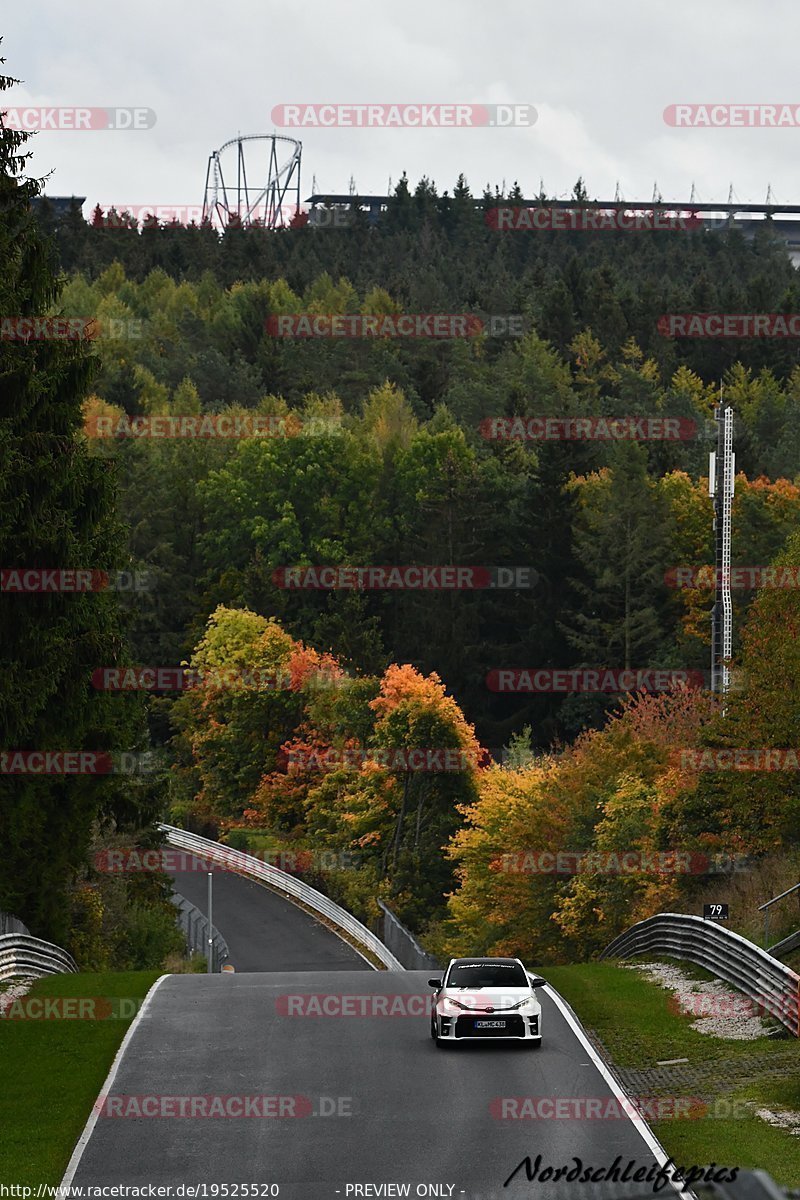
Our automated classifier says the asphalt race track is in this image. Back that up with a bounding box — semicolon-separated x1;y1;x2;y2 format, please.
169;855;368;972
68;970;669;1199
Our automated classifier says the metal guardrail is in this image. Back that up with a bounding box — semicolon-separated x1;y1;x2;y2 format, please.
759;880;800;949
0;934;78;982
171;893;229;973
0;911;30;936
377;900;441;970
156;857;793;1193
768;928;800;960
158;825;404;970
600;913;800;1037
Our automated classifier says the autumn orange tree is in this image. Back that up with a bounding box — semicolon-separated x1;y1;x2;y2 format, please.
170;607;484;928
284;663;484;927
247;671;376;835
437;686;718;962
367;664;482;924
431;758;570;962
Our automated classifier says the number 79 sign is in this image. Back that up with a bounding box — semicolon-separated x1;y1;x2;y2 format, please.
703;903;729;920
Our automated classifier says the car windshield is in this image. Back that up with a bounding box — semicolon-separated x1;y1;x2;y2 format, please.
446;962;528;988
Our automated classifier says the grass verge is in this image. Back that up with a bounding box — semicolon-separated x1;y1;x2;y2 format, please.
544;961;800;1185
6;959;799;1185
0;970;160;1185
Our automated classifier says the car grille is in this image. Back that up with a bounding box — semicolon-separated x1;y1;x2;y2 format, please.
454;1014;526;1038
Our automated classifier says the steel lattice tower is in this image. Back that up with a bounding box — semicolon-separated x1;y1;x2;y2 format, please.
710;401;735;695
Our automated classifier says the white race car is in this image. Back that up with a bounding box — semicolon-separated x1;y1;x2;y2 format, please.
429;956;546;1046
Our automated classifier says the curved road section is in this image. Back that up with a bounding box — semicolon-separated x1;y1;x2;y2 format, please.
67;970;669;1198
169;853;368;972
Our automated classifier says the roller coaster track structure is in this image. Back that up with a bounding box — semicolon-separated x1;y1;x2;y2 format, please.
202;134;302;229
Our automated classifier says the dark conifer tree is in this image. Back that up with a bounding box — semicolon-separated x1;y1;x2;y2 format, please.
0;47;146;941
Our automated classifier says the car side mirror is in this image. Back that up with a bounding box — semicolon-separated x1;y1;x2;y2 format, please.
428;978;442;989
528;975;546;988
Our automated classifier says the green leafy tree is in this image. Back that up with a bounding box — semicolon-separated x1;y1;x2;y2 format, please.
683;528;800;855
169;606;302;824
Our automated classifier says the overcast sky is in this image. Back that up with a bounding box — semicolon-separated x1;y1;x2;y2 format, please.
3;1;800;217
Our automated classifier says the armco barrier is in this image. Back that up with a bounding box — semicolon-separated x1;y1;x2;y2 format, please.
158;824;404;970
769;927;800;961
378;900;441;970
171;892;229;973
0;910;30;936
0;934;78;982
600;913;800;1037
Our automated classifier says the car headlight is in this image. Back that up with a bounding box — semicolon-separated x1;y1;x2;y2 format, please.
440;996;471;1011
504;996;536;1010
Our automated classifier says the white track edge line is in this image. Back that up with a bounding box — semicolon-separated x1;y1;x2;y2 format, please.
59;967;686;1190
60;973;171;1186
543;983;693;1198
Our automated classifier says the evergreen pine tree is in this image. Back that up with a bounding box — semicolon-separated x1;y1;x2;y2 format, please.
0;48;146;941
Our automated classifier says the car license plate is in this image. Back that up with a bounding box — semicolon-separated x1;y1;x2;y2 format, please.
475;1019;506;1029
